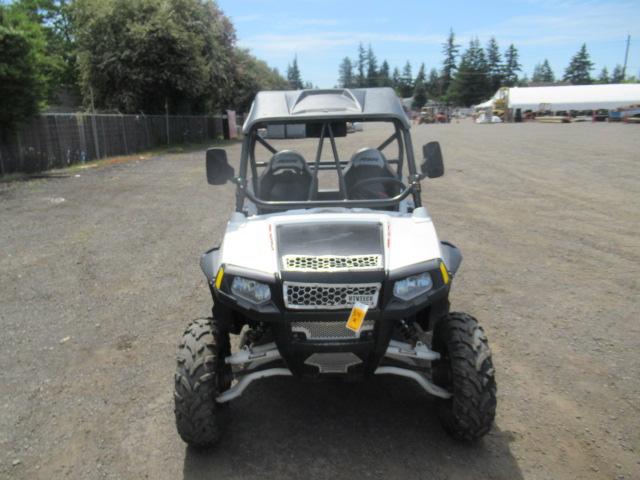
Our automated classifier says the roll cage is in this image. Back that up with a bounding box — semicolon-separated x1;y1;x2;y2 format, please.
234;118;423;212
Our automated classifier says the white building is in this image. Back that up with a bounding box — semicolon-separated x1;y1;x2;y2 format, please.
477;84;640;113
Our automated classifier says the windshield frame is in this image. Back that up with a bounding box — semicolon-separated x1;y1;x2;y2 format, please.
234;118;422;212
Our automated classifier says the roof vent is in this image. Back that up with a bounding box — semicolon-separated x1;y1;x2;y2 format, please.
290;89;363;115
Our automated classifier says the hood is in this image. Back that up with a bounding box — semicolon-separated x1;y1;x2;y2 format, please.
218;210;442;276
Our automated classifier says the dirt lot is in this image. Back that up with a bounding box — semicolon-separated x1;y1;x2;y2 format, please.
1;121;639;480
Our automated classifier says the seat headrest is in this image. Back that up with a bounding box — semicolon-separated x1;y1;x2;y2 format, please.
269;150;307;172
349;148;387;169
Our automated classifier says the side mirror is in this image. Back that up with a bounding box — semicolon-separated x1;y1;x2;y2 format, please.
421;141;444;178
206;148;235;185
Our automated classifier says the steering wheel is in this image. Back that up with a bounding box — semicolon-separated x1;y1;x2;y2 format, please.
348;177;406;199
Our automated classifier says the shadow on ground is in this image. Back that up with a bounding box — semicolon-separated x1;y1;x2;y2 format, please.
183;376;522;480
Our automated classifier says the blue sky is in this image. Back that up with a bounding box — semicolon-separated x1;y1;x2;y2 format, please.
218;0;640;87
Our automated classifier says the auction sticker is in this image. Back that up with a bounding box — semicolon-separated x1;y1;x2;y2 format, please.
346;302;369;333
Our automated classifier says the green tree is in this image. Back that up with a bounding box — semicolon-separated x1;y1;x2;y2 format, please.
412;71;427;109
391;66;401;91
415;62;426;84
532;59;554;83
397;60;413;98
75;0;238;113
563;44;593;85
426;67;440;97
541;59;555;82
338;57;354;88
412;63;427;108
597;66;610;84
0;5;51;128
366;44;378;87
531;63;544;83
440;28;459;95
447;38;490;106
611;64;624;83
233;49;287;111
14;0;76;90
0;24;46;128
503;44;521;87
356;42;366;87
486;37;503;92
378;60;391;87
287;55;304;89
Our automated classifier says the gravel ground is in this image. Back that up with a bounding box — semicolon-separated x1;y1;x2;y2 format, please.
1;120;639;480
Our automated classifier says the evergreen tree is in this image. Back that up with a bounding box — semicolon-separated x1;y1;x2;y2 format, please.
597;67;610;84
440;28;459;94
402;61;413;83
538;59;555;83
356;42;366;87
287;55;303;89
366;44;378;87
391;66;401;91
486;37;503;92
338;57;354;88
415;63;426;84
412;65;427;109
378;60;391;87
398;61;413;97
426;67;440;97
503;44;521;87
532;63;544;83
446;38;490;106
563;44;594;85
611;64;624;83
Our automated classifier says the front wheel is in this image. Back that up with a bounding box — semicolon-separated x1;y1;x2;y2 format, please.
432;312;497;441
174;318;230;447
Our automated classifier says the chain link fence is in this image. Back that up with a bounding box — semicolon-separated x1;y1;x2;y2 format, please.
0;113;240;176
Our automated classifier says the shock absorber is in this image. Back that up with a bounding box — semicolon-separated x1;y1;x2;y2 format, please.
399;319;418;343
240;321;267;349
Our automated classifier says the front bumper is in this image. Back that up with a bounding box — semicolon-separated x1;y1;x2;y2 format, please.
213;259;450;378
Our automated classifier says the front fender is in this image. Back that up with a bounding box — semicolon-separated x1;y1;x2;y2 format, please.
440;241;462;276
200;246;221;284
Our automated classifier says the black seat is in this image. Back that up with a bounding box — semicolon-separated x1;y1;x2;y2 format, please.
258;150;312;202
344;148;399;200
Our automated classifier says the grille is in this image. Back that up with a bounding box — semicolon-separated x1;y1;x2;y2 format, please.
283;282;380;310
292;320;375;340
282;254;382;272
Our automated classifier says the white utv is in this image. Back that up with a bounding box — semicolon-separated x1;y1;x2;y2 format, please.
174;88;496;447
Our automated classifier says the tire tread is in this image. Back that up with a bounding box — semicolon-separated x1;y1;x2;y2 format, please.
434;312;497;441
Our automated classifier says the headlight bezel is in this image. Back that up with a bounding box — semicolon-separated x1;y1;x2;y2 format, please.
392;272;433;301
230;275;272;305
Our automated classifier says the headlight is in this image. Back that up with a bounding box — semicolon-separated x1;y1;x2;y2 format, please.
393;272;433;301
231;276;271;304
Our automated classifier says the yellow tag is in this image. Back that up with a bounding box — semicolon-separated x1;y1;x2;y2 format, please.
346;302;368;332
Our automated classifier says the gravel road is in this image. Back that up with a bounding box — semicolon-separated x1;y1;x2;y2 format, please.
1;121;639;480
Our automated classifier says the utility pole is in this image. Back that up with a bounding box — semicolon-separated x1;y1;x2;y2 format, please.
622;34;631;80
